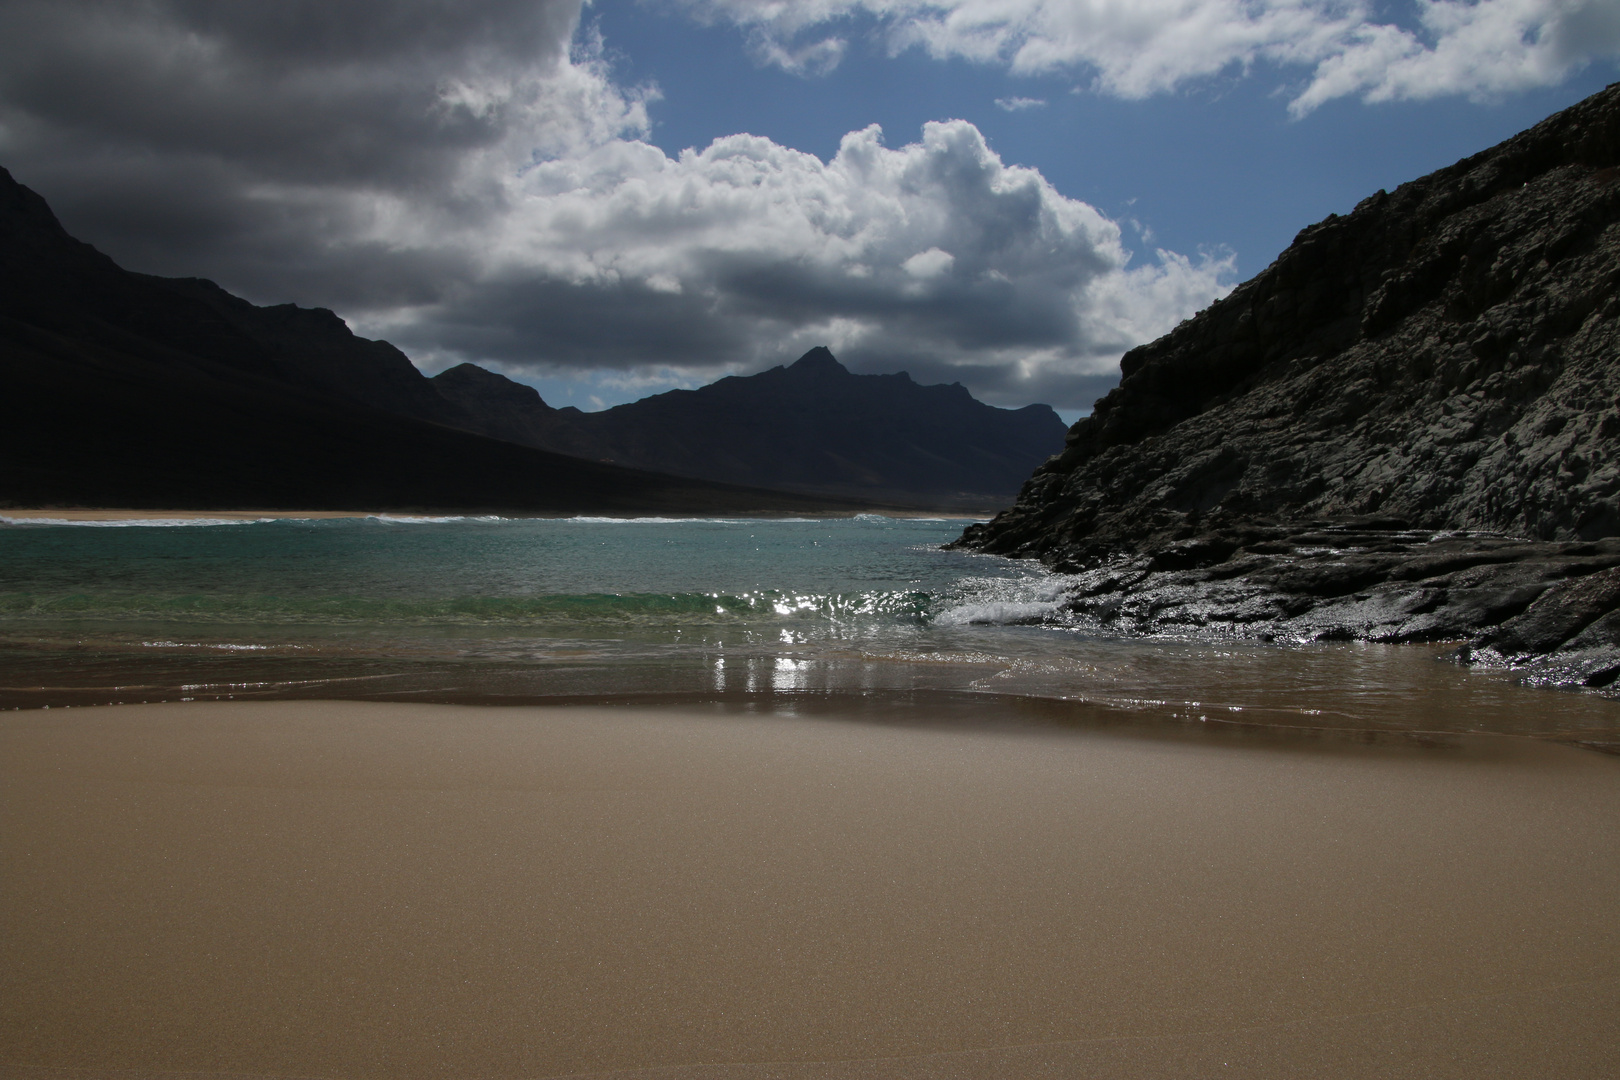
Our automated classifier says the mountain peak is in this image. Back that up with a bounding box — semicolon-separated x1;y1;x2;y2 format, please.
787;346;846;375
433;362;551;411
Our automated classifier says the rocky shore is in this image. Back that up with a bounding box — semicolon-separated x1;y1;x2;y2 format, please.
956;83;1620;692
1055;522;1620;689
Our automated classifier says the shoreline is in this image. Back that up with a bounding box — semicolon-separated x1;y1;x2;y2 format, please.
961;521;1620;696
6;683;1620;756
1;507;987;522
5;697;1618;1079
0;508;377;521
6;635;1620;751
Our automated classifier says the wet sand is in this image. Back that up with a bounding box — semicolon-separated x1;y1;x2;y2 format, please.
3;700;1619;1079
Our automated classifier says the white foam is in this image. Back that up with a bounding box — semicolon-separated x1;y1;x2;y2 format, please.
933;599;1064;626
563;516;780;525
141;641;278;651
368;514;507;524
931;569;1070;627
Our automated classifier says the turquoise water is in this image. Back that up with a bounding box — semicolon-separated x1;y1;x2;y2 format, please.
5;512;1620;742
0;514;1066;701
0;513;1058;637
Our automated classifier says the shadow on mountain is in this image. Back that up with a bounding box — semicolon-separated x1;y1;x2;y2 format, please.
432;347;1068;511
0;169;854;514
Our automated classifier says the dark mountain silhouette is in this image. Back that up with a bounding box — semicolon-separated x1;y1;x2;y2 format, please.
955;82;1620;694
429;361;598;458
431;347;1068;509
0;166;864;515
1;165;1064;513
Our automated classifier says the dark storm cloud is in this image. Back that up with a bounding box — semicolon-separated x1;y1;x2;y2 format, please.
398;276;751;370
0;0;628;305
0;0;581;187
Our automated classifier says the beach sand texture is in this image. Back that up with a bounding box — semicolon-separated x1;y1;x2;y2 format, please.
4;700;1619;1079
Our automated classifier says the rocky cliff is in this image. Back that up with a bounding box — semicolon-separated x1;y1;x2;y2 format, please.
956;83;1620;691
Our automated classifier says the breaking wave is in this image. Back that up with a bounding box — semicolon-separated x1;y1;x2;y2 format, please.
932;574;1070;626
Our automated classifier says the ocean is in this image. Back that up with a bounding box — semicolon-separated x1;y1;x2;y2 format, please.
4;512;1620;744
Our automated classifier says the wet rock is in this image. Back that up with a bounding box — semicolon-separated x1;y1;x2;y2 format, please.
1478;566;1620;658
1053;531;1620;689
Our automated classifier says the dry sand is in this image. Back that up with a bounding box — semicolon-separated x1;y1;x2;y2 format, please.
3;699;1618;1079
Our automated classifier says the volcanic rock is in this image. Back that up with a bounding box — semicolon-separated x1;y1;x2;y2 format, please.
956;82;1620;691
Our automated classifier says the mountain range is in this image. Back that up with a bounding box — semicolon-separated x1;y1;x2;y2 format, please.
0;166;1064;513
431;349;1065;508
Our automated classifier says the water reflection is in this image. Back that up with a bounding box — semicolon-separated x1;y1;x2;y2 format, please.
6;630;1620;749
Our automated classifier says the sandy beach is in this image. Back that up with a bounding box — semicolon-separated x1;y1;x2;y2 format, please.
3;699;1618;1079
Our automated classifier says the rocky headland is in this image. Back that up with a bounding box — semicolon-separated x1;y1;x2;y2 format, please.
956;83;1620;692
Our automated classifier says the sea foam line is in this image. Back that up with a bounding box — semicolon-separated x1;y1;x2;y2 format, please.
564;516;829;525
368;514;508;524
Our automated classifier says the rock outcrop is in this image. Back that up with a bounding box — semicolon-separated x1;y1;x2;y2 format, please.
956;83;1620;690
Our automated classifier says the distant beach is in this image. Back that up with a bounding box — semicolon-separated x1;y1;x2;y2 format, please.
1;508;378;522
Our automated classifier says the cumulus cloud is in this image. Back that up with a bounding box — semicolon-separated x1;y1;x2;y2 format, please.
0;0;1231;410
678;0;1620;114
379;119;1234;407
994;95;1048;110
1290;0;1620;115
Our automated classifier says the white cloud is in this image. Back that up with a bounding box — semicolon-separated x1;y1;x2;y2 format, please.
902;247;957;276
678;0;1620;113
374;118;1233;407
749;32;850;75
994;95;1048;110
1290;0;1620;115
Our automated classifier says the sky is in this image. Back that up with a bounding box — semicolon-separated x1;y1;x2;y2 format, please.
1;1;1617;421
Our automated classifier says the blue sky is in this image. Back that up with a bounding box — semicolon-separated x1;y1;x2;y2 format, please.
2;0;1616;419
597;1;1615;275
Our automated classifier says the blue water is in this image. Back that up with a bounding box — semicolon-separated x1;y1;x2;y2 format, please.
5;512;1620;741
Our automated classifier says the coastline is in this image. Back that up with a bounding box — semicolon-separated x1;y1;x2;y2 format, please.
0;508;987;522
1;508;378;522
4;696;1618;1079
